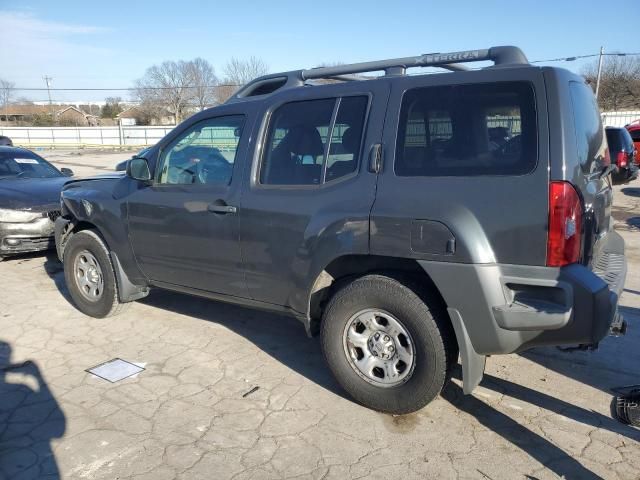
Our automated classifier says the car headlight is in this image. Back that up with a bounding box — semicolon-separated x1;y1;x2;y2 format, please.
0;208;42;223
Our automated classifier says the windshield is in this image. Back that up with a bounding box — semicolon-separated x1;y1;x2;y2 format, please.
0;151;62;179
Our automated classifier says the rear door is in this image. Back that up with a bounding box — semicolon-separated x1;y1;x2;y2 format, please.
372;68;549;266
239;81;389;312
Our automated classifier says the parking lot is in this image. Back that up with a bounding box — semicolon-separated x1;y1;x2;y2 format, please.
1;150;639;480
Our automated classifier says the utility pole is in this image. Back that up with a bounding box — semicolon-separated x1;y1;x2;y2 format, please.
595;46;604;100
43;76;54;124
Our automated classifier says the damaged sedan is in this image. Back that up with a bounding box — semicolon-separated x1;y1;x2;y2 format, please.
0;146;73;260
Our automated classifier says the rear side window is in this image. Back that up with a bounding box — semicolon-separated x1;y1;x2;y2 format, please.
569;82;603;167
395;82;537;176
260;96;368;185
630;130;640;142
605;129;624;152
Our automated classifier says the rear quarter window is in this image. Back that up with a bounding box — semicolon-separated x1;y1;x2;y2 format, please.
395;81;537;177
569;81;604;167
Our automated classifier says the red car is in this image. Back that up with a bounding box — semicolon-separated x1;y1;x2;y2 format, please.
626;120;640;164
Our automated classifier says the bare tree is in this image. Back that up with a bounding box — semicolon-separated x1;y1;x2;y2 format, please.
583;55;640;111
224;56;269;85
188;58;219;111
135;61;196;124
217;56;269;103
0;78;15;122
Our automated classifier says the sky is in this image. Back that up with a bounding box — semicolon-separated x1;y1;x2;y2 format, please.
0;0;637;103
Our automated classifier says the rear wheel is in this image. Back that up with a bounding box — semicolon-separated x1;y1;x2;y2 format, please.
63;230;129;318
321;274;453;414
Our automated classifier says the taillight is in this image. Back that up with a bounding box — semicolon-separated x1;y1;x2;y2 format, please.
547;181;583;267
617;152;628;168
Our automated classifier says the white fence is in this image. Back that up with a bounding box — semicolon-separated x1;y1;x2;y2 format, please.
1;111;639;149
0;125;176;149
601;111;640;128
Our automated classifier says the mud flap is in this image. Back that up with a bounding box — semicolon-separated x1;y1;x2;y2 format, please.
111;252;149;302
448;308;486;394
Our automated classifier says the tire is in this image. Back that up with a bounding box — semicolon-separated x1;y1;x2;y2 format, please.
321;274;453;414
63;229;129;318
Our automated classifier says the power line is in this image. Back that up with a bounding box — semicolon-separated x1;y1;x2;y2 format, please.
531;52;640;63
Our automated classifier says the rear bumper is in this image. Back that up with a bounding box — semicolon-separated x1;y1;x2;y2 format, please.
0;217;56;257
419;231;627;355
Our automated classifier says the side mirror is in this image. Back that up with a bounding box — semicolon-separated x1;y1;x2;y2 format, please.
115;159;129;172
60;167;74;177
127;157;152;182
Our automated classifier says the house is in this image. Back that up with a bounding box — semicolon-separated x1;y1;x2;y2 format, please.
0;104;99;126
56;106;91;126
1;104;53;123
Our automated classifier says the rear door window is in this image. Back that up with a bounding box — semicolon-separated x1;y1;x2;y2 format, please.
395;82;537;176
260;96;368;185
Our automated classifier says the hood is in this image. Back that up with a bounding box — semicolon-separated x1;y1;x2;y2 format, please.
0;177;69;211
62;172;125;189
65;172;124;183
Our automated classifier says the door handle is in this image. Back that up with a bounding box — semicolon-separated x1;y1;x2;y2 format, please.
369;143;383;173
207;203;237;214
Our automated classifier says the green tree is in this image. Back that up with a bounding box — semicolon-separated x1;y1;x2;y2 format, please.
101;97;123;119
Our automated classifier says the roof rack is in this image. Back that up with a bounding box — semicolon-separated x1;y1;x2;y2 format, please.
228;46;529;102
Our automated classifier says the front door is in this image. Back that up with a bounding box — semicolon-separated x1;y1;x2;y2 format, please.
127;113;249;297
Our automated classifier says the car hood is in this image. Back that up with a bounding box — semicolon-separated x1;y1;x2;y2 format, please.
0;177;69;211
62;172;124;189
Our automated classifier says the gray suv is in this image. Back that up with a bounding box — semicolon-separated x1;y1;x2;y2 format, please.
55;46;627;414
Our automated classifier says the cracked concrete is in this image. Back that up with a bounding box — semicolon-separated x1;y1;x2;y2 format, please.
0;151;639;479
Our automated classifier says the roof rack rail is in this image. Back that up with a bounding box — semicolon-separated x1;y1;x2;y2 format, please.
228;46;528;102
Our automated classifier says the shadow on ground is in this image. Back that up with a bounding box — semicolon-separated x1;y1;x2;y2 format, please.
0;340;65;480
611;205;640;230
139;289;346;399
621;187;640;197
443;378;604;479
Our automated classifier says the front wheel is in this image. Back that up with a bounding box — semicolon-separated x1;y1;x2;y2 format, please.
63;230;129;318
321;274;454;414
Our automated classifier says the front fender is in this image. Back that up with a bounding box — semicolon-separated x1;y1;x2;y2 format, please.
59;178;148;287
